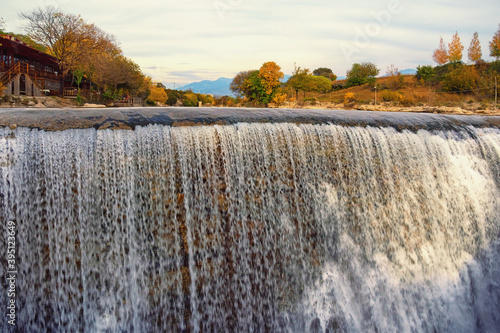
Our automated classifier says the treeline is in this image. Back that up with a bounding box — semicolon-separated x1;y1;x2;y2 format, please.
146;83;238;107
227;61;380;106
226;24;500;107
3;7;150;103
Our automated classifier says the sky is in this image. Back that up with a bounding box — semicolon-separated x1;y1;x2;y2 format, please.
1;0;499;88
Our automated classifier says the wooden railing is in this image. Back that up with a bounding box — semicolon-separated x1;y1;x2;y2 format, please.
63;87;78;97
0;62;58;91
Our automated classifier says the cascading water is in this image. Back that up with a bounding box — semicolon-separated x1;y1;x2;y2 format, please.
0;117;499;332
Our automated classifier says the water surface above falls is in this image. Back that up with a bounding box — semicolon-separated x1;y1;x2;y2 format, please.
0;107;500;131
0;108;499;332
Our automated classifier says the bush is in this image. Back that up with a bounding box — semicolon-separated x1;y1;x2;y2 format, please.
379;90;403;102
401;95;415;106
343;92;355;104
145;99;156;106
441;65;479;93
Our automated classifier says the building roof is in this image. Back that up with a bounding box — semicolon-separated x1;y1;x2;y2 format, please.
0;35;58;66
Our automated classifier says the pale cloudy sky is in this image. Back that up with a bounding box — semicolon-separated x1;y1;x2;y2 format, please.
1;0;499;88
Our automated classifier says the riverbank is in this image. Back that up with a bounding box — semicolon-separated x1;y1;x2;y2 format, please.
1;95;499;116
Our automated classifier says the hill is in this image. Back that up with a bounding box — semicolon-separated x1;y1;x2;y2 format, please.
179;77;233;96
179;74;292;97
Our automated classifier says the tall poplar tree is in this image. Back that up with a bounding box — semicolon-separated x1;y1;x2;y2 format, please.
468;32;482;64
490;24;500;60
448;32;464;63
433;37;449;65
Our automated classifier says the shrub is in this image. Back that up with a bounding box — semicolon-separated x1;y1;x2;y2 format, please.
401;95;415;106
379;90;403;102
343;92;355;104
272;93;287;107
441;65;479;93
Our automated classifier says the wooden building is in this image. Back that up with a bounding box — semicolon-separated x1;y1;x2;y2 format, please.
0;35;61;96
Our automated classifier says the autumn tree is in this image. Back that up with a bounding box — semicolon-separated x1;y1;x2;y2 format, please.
230;70;254;97
441;65;479;92
433;37;449;65
313;67;337;81
147;83;168;105
258;61;284;95
19;7;83;81
490;24;500;60
386;64;404;90
468;32;482;64
19;6;146;99
448;32;464;63
346;62;379;87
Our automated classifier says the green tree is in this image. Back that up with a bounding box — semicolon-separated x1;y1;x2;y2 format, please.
346;62;379;87
305;75;332;94
0;17;5;32
415;65;435;83
286;67;311;98
490;24;500;60
244;70;269;104
313;67;337;81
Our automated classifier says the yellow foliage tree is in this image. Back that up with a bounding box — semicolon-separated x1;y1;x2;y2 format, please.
271;93;287;107
433;37;449;65
490;24;500;60
147;85;168;104
448;32;464;63
468;32;482;64
258;61;284;95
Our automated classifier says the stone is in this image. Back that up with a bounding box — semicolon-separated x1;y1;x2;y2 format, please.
82;103;106;108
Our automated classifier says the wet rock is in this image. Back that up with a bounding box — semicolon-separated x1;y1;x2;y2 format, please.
43;98;60;108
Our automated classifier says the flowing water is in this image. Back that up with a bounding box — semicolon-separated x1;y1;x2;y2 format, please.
0;122;499;332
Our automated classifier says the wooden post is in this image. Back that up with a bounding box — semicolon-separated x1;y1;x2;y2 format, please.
495;76;498;110
374;85;377;105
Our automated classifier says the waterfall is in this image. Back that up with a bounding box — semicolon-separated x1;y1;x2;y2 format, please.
0;122;499;332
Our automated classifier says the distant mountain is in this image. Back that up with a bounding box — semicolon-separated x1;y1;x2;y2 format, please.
179;74;292;97
281;74;291;83
398;68;417;75
179;77;233;96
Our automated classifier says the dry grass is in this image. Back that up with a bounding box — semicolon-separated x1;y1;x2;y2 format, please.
302;75;489;108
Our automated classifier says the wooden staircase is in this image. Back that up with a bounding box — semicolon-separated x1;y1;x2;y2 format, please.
0;62;45;92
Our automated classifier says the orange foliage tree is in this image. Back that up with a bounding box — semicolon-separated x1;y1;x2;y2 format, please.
448;32;464;63
468;32;482;64
433;37;449;65
258;61;284;95
490;24;500;60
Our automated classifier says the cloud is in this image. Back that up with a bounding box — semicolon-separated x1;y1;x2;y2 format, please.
3;0;499;84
